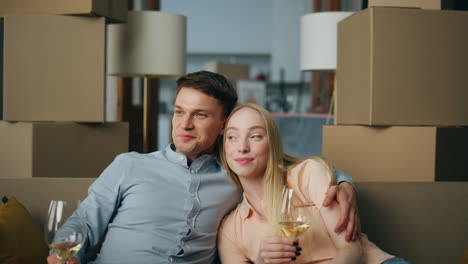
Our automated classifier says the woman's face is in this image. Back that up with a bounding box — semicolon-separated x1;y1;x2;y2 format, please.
224;107;269;181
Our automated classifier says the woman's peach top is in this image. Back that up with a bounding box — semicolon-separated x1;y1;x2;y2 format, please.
218;159;394;264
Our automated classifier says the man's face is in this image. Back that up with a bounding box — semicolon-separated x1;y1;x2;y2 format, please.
172;87;226;162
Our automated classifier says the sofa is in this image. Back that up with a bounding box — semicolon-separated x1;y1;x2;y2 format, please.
0;178;96;263
1;178;467;264
357;182;468;264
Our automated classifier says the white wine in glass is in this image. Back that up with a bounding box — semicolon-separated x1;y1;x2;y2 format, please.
278;186;310;239
45;200;86;263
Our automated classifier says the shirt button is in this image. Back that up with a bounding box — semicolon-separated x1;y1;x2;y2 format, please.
191;169;195;174
191;193;196;198
179;157;183;161
169;257;175;262
187;219;192;224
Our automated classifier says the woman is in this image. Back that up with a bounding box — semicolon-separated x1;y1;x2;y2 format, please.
218;103;410;264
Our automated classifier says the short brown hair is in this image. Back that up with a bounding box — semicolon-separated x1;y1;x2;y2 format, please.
176;71;238;118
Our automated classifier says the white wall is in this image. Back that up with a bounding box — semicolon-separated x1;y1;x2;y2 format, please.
161;0;272;55
270;0;312;82
269;0;361;82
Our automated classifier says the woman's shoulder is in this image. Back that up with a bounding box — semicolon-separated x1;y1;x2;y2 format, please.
289;157;330;176
287;157;334;199
219;202;244;233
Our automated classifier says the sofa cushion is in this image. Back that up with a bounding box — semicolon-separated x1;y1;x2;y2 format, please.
0;196;48;264
357;182;468;264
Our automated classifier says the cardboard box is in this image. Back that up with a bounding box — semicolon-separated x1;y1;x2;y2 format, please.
0;0;127;23
2;14;105;122
322;125;468;182
336;8;468;126
368;0;442;10
204;61;250;80
0;121;128;178
357;181;468;264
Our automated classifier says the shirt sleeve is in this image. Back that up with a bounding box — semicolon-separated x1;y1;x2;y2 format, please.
53;153;129;262
289;159;333;210
333;167;356;189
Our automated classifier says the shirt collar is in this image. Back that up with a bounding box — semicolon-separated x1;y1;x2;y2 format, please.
241;192;273;222
239;193;253;220
163;144;219;169
162;144;189;167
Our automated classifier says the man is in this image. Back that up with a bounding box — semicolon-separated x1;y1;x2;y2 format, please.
48;71;359;264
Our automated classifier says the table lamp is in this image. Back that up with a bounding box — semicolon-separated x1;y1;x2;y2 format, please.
300;11;353;116
107;11;186;152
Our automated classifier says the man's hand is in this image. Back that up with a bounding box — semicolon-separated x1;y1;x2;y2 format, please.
322;182;361;242
255;236;301;264
47;254;79;264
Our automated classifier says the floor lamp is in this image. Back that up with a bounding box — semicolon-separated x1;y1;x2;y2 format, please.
300;11;353;120
107;11;186;152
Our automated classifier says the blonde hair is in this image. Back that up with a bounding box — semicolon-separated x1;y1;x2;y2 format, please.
220;104;336;234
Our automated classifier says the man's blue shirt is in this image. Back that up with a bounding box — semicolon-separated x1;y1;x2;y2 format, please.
63;145;241;264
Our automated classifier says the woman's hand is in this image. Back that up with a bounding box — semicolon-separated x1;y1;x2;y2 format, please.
322;182;361;241
255;236;301;264
46;254;79;264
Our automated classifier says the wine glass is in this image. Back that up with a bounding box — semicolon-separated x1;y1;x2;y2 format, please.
277;186;311;240
45;200;86;263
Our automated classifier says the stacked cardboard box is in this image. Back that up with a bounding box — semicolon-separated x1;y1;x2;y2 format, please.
0;0;128;22
204;61;250;81
321;6;468;263
368;0;443;10
322;7;468;182
0;1;129;179
2;14;105;122
323;125;468;181
0;122;128;178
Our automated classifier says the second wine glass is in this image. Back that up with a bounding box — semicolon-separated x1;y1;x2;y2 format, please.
277;186;311;240
45;200;86;263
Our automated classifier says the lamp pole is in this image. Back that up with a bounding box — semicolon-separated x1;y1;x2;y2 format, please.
118;0;161;153
145;0;160;153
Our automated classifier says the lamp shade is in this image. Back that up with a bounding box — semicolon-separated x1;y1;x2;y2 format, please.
107;11;186;77
300;11;353;71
